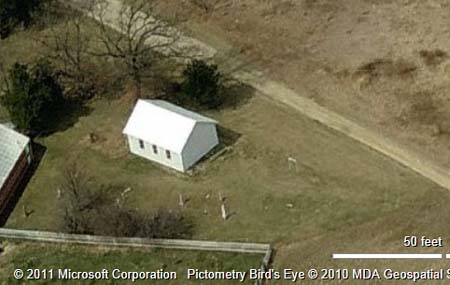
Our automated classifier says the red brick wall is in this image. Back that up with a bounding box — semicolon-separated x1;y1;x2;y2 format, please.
0;147;31;215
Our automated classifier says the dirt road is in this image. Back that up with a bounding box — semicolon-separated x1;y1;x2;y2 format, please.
235;70;450;190
76;0;450;191
68;0;216;59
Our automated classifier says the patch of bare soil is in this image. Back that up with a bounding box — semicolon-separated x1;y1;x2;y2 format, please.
79;130;127;159
155;0;450;170
0;242;17;258
353;58;417;88
420;49;448;67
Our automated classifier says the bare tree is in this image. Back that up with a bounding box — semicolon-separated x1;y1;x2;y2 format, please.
59;163;101;234
58;162;193;238
93;204;142;237
91;0;181;97
140;209;193;239
39;15;95;99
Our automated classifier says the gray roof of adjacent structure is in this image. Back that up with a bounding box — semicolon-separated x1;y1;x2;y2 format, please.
0;124;30;189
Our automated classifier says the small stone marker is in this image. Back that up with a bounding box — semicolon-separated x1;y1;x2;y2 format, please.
179;193;185;207
221;203;228;220
288;157;298;172
219;192;226;202
89;132;99;143
22;205;33;218
121;187;132;198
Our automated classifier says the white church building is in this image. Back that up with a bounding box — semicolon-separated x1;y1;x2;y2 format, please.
123;99;219;172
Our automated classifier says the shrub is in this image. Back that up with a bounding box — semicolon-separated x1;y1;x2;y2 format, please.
1;59;63;134
141;209;193;239
93;206;142;237
93;207;193;239
0;0;41;38
58;165;193;239
1;59;63;135
419;49;448;66
182;59;221;108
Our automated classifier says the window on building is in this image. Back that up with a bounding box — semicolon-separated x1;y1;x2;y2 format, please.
166;150;171;159
139;139;145;149
152;144;158;154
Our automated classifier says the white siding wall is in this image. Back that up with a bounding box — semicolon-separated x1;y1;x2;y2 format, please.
182;123;219;170
127;135;184;171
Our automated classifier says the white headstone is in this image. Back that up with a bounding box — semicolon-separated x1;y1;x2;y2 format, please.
179;193;185;207
288;157;298;172
221;203;228;220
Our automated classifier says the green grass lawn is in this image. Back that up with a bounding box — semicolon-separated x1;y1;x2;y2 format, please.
6;93;449;270
0;241;262;285
0;105;8;122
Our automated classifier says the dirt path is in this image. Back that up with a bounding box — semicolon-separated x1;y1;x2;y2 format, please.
68;0;216;59
76;0;450;191
235;70;450;191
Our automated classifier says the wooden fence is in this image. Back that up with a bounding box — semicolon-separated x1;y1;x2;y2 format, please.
0;228;269;253
0;228;272;285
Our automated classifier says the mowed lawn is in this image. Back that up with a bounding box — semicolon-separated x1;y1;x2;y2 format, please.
0;106;7;122
5;91;450;271
0;241;261;285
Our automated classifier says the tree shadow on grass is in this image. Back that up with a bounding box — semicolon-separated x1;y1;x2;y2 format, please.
0;142;46;227
159;78;254;113
218;79;254;111
39;100;93;137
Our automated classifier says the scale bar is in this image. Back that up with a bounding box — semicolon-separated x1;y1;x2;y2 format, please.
333;254;442;259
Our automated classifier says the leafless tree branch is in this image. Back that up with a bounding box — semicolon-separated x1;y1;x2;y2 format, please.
38;15;95;98
90;0;183;97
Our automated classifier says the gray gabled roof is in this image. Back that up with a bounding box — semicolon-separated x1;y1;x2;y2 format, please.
0;124;30;189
